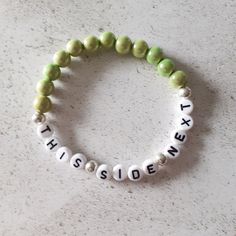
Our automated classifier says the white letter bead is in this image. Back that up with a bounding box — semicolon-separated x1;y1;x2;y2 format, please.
178;114;194;130
164;144;181;159
37;123;54;138
56;146;72;162
70;153;87;169
96;164;112;180
44;136;61;152
128;165;144;181
142;159;158;176
171;130;187;145
178;98;193;114
113;164;127;181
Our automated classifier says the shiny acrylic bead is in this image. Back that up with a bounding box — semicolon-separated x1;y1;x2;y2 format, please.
157;58;175;77
178;114;194;130
178;98;194;114
83;35;99;52
164;144;181;159
115;36;132;55
178;87;192;98
171;130;187;145
56;146;72;162
113;164;127;181
154;153;167;165
43;63;61;81
70;153;87;169
36;79;54;96
99;32;115;48
146;47;163;65
33;95;52;113
44;136;61;152
37;122;54;139
66;39;83;57
142;159;158;176
85;160;98;173
32;112;46;124
53;50;71;67
96;164;112;180
169;71;187;89
132;39;148;58
127;165;144;181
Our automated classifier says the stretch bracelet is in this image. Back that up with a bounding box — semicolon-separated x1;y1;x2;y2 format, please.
32;32;194;182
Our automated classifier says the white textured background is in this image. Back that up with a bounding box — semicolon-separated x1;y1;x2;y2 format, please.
0;0;235;235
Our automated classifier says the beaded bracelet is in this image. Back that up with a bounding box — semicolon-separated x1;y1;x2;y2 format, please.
32;32;193;182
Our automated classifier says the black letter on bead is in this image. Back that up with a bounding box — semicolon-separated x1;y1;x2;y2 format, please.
181;118;191;127
46;139;58;150
180;104;191;111
174;132;186;142
41;125;52;133
147;164;156;174
132;170;140;179
167;146;179;157
73;158;82;168
101;170;107;179
59;152;65;160
118;169;122;179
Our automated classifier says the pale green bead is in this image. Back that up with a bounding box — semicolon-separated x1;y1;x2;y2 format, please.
66;39;83;57
33;95;52;113
99;32;115;48
115;36;132;55
146;47;163;65
83;35;99;52
157;58;175;77
169;71;187;88
43;64;61;81
36;79;54;96
132;40;148;58
53;50;71;67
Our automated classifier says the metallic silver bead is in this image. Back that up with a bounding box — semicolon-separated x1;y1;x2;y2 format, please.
178;87;192;98
32;113;46;124
85;160;98;173
155;153;167;166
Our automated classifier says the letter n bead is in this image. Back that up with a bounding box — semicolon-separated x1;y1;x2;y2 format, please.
96;164;112;180
164;144;181;159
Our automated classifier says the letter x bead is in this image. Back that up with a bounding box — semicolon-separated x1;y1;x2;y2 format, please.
178;114;194;130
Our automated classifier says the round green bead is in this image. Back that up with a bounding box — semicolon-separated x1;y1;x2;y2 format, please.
99;32;115;48
36;79;54;96
33;95;52;113
169;71;187;88
132;40;148;58
53;50;71;67
66;39;83;57
83;35;99;52
43;64;61;81
115;36;132;55
157;58;175;77
146;47;163;65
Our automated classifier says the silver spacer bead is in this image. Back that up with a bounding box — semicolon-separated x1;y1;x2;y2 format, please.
32;112;46;124
178;87;192;98
85;160;98;173
155;153;167;166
